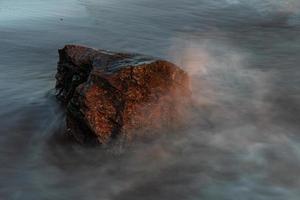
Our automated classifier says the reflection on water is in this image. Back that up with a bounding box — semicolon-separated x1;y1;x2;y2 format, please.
0;0;300;199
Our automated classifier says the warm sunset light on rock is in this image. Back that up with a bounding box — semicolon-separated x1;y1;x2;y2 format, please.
56;45;191;144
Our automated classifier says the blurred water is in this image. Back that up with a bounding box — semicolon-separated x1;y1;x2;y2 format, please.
0;0;300;199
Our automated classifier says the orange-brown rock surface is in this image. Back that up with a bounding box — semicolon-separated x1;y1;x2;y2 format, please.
56;45;191;145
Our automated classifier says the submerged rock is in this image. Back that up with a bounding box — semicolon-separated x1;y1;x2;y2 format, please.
56;45;191;145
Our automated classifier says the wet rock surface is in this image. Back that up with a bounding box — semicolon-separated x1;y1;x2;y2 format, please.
56;45;191;145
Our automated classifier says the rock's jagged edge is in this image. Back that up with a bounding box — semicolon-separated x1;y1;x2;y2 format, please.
56;45;191;145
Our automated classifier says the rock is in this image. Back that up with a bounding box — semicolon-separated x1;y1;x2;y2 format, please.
56;45;191;145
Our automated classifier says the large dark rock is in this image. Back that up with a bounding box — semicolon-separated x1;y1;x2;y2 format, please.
56;45;191;145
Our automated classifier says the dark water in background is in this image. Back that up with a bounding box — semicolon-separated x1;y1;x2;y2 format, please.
1;0;300;199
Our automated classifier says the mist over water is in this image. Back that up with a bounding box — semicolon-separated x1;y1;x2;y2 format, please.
0;0;300;199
